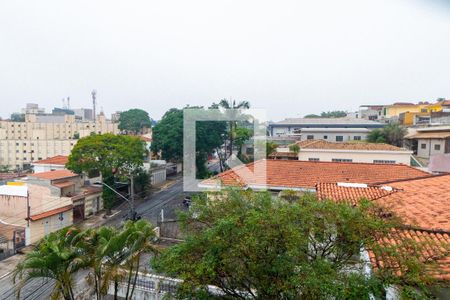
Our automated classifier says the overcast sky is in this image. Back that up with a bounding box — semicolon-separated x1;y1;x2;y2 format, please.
0;0;449;121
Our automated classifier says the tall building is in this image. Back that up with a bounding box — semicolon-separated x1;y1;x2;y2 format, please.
0;113;119;169
21;103;46;115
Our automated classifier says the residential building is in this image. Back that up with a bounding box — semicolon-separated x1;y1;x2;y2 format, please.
0;113;119;169
358;105;384;120
387;100;450;125
268;117;384;141
73;108;94;121
275;140;413;165
0;170;102;245
299;127;372;142
382;102;430;121
32;155;68;173
316;175;450;296
200;159;429;191
21;103;45;115
405;126;450;159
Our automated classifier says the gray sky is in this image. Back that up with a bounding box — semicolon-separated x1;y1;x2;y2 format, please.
1;0;449;121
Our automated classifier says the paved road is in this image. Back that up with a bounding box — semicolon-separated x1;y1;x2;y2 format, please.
0;177;186;300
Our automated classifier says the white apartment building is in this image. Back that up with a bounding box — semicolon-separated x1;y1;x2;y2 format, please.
0;113;119;169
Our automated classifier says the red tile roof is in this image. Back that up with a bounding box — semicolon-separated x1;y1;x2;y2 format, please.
52;181;75;188
30;170;79;181
296;140;407;151
316;175;450;281
202;160;431;190
29;205;73;221
33;155;68;165
316;183;397;206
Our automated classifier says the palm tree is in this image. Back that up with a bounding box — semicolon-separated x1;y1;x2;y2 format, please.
14;227;82;300
218;99;250;156
122;220;159;300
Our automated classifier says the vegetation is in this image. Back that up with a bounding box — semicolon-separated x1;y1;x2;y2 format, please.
304;110;347;118
151;107;227;178
215;99;250;156
234;127;253;158
118;108;152;135
67;134;146;210
367;123;407;147
265;141;278;157
152;190;435;299
10;112;25;122
289;143;300;153
14;220;157;300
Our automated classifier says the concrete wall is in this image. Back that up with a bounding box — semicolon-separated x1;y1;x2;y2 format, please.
298;149;412;165
299;131;369;142
29;210;72;244
417;139;446;159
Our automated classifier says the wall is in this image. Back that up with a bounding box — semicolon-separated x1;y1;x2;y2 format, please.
29;210;72;244
151;168;167;185
298;149;412;165
416;139;446;159
299;130;370;142
33;164;66;173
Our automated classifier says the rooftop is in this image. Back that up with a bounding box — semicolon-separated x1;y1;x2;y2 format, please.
29;205;73;221
271;117;382;126
316;175;450;280
295;140;409;152
0;185;27;197
202;159;430;190
30;170;78;181
33;155;68;165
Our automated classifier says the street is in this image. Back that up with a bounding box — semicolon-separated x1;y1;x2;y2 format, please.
0;177;186;300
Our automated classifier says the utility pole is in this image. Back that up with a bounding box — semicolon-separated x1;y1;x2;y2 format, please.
129;172;135;220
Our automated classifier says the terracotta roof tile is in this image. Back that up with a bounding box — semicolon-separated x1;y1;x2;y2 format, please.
52;180;75;188
29;205;73;221
33;155;68;165
30;170;79;181
316;175;450;280
203;159;430;190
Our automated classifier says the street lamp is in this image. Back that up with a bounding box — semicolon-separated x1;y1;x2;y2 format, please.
94;180;139;221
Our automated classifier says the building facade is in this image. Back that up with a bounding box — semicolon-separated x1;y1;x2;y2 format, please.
268;118;384;139
0;114;118;169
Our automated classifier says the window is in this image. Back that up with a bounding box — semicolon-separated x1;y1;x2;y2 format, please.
332;158;353;162
323;135;328;140
373;160;396;164
58;213;64;221
353;136;361;141
308;158;320;161
421;143;426;149
307;135;314;140
434;144;441;151
336;136;344;142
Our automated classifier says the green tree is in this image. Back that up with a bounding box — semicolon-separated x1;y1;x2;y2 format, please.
66;134;146;210
234;127;253;157
152;190;397;299
14;227;82;300
266;141;278;157
289;143;300;153
367;123;406;147
118;109;152;135
151;107;227;178
216;99;250;156
10;113;25;122
304;111;347;118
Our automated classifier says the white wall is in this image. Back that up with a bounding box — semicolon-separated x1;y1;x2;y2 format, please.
417;139;446;159
300;131;369;142
298;149;412;165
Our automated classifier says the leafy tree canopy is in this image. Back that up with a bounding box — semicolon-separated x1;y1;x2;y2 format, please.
305;111;348;118
151;106;227;177
152;190;434;299
367;123;407;147
118;108;152;134
10;113;25;122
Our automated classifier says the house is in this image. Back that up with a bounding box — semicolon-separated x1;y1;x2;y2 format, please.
358;105;384;121
316;175;450;298
275;140;413;165
268;117;384;141
200;159;430;192
405;126;450;159
0;170;103;245
32;155;68;173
